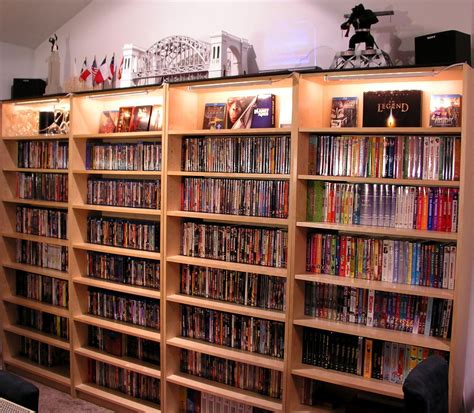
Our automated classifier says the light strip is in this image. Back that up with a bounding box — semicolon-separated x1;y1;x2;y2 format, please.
324;70;438;81
188;79;273;91
15;98;60;106
87;90;150;99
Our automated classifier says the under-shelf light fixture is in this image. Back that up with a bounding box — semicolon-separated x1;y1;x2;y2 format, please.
324;70;438;81
15;98;61;106
324;63;465;82
187;79;273;91
87;90;150;99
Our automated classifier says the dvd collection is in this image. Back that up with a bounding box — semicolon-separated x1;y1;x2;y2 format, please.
17;140;69;169
16;239;68;272
20;337;70;368
181;350;282;399
182;136;291;174
302;328;447;384
85;141;162;171
182;388;272;413
307;182;459;232
110;104;162;133
181;178;289;218
306;232;456;289
309;135;461;181
181;222;288;268
16;172;68;202
87;251;160;289
88;360;161;404
17;306;69;339
16;205;67;239
87;287;160;330
304;282;452;338
181;305;285;358
88;326;160;366
16;271;68;308
87;177;160;209
180;265;286;311
87;216;160;252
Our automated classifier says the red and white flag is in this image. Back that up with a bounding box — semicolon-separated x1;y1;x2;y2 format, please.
94;56;107;84
79;58;91;81
108;54;115;80
91;56;98;84
117;56;124;80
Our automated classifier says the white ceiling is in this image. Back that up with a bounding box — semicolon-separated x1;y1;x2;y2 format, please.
0;0;92;49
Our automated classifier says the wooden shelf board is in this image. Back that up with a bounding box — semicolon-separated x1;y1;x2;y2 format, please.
2;198;68;209
1;232;68;246
167;210;288;226
3;294;69;317
168;128;291;136
168;171;290;180
72;204;162;216
74;314;161;343
296;222;458;241
76;383;161;413
166;255;287;278
3;323;70;350
167;337;284;371
293;317;450;351
1;261;69;280
167;293;285;322
72;242;161;260
295;273;455;300
167;373;283;412
292;365;403;399
299;127;462;135
73;276;160;300
75;346;161;379
3;355;70;387
3;168;69;174
72;131;162;139
298;175;460;188
73;169;161;176
292;404;339;413
2;134;69;141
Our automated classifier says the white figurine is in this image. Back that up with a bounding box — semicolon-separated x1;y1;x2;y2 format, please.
45;34;63;95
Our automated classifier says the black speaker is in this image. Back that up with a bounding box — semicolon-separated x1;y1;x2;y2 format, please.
11;78;46;99
415;30;471;66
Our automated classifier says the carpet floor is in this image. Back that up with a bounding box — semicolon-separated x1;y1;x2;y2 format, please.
19;375;114;413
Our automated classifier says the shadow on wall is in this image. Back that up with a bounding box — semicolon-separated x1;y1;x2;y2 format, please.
371;6;424;66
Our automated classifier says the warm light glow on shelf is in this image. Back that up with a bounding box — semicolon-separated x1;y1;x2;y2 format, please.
87;90;150;99
14;98;61;106
188;79;273;91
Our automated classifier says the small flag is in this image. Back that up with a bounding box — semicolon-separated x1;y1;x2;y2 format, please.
94;56;107;84
108;54;115;80
91;56;98;84
79;58;91;81
117;56;124;80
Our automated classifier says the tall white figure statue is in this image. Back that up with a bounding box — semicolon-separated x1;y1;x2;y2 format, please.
45;34;63;95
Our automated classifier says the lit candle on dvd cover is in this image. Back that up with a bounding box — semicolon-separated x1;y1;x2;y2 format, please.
387;108;395;127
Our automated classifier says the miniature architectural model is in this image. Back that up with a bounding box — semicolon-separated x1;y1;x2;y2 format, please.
120;31;252;87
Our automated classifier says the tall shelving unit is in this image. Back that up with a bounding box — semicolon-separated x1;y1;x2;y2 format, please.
68;86;164;412
286;65;473;413
0;65;471;413
0;95;72;391
162;74;295;413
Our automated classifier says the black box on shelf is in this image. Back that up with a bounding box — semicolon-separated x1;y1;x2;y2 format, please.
11;78;46;99
415;30;471;66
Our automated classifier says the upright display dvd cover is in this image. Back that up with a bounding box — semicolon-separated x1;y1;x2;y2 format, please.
330;97;358;127
430;94;462;127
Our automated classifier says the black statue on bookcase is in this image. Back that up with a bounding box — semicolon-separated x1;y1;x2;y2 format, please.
331;3;393;69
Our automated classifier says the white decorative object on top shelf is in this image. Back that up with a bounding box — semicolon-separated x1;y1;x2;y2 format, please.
120;31;253;87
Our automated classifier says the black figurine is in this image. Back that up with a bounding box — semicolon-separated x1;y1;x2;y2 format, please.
341;4;379;50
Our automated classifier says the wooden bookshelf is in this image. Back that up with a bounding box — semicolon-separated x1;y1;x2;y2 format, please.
0;66;472;412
